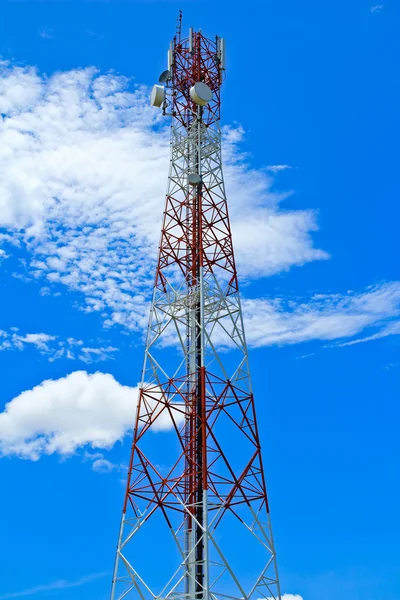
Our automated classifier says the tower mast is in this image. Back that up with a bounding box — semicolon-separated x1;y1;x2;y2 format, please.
111;22;282;600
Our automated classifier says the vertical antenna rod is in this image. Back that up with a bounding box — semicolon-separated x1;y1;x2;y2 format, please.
177;10;183;43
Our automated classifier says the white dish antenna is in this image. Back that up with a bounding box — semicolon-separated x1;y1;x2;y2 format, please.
150;85;165;108
190;82;212;106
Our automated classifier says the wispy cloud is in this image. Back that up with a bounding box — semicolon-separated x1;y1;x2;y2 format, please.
0;330;56;353
266;164;292;173
5;280;394;358
241;282;400;348
0;572;108;599
335;319;400;347
371;4;383;12
0;248;9;262
84;450;125;473
296;353;316;360
0;328;118;363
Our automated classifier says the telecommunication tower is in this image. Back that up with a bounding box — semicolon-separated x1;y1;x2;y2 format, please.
111;19;282;600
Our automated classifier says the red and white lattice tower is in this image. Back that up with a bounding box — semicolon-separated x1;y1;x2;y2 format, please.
111;19;282;600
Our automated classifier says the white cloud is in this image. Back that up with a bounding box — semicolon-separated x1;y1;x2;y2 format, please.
0;62;42;116
0;371;182;460
371;4;383;12
92;456;119;473
266;164;292;173
83;450;124;473
265;595;303;600
78;345;119;364
241;282;400;347
0;328;118;363
0;247;9;262
0;63;327;331
230;207;327;280
336;319;400;347
17;333;56;350
0;331;56;352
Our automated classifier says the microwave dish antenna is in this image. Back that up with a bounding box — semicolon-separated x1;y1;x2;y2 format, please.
159;69;171;83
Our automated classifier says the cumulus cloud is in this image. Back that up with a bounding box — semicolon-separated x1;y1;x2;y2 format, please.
0;62;327;331
0;371;182;460
0;63;42;116
242;281;400;347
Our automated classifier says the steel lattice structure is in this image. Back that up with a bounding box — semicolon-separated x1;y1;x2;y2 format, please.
111;21;282;600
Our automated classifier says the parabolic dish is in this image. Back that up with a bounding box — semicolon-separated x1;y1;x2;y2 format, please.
159;70;171;83
190;82;212;106
150;84;165;108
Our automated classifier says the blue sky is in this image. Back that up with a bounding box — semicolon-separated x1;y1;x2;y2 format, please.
0;1;399;599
